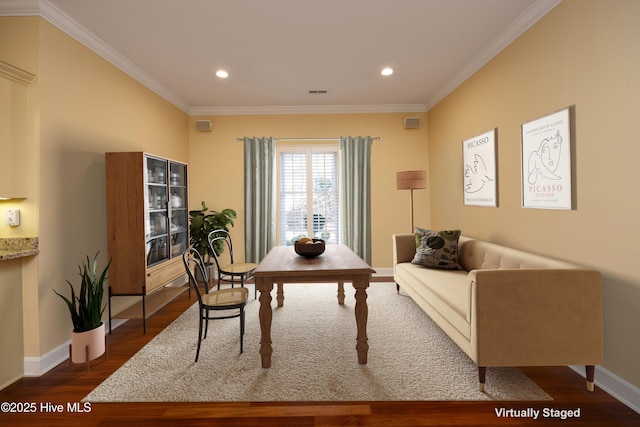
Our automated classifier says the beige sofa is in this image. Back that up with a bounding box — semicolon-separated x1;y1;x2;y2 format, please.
393;233;603;391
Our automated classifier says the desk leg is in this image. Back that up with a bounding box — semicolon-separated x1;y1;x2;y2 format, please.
353;277;369;364
337;282;345;305
257;279;273;368
276;282;284;307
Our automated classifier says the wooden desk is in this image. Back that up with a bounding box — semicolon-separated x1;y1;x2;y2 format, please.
253;245;375;368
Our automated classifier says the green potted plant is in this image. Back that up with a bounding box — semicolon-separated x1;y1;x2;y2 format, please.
189;201;237;264
54;252;111;363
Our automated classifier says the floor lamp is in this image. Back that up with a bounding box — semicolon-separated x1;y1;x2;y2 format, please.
397;170;427;232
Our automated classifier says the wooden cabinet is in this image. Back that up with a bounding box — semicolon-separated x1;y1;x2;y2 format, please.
105;152;189;332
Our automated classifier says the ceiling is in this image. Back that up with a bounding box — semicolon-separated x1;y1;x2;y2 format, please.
4;0;561;114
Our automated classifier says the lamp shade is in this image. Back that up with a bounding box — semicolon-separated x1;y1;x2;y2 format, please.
396;170;427;190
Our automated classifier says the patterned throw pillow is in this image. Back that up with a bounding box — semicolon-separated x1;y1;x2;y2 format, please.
411;228;462;270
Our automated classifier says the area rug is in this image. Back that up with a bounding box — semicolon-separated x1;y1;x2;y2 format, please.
84;283;551;402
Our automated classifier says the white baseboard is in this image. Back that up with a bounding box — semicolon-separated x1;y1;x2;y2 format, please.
0;374;24;392
373;267;393;279
23;319;128;377
571;365;640;414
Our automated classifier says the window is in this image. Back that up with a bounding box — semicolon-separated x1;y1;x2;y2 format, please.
277;145;339;246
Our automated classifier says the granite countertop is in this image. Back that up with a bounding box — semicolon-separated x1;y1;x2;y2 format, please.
0;237;39;261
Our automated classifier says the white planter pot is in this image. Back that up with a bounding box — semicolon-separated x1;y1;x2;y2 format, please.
71;322;106;363
194;263;215;284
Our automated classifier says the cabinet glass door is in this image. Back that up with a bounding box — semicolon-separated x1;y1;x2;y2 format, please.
144;155;169;267
169;161;188;258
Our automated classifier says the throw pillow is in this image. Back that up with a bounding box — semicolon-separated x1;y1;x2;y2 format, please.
411;228;462;270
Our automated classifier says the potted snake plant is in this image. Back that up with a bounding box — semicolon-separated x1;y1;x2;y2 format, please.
54;252;111;363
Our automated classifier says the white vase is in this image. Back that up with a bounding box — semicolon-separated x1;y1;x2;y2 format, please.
194;262;215;285
70;322;106;363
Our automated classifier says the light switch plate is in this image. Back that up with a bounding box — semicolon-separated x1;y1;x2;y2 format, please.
6;209;20;226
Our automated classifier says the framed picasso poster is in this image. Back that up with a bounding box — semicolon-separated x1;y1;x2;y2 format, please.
521;107;573;210
463;128;497;207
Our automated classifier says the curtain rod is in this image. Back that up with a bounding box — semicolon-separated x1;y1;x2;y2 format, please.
235;137;380;142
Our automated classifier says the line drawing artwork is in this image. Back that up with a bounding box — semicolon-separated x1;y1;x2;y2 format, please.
464;154;494;193
527;130;563;184
521;107;572;210
462;128;497;207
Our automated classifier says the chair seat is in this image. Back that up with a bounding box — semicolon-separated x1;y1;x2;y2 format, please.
203;287;249;307
221;262;258;274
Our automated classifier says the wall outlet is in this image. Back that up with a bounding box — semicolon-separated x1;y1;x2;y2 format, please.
5;209;20;227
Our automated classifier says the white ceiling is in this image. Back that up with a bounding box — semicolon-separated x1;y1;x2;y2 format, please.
3;0;561;114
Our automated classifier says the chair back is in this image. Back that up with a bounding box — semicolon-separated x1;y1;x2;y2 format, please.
207;229;235;270
183;247;209;306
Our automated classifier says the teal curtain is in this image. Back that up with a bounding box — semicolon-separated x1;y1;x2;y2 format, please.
339;136;372;265
244;137;276;263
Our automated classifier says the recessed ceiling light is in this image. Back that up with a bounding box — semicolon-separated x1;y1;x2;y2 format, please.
381;67;394;76
216;70;229;78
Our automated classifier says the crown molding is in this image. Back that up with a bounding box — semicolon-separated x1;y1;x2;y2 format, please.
191;104;427;116
2;0;560;116
2;1;421;116
0;0;192;113
0;59;36;85
39;0;191;113
424;0;563;111
0;0;41;15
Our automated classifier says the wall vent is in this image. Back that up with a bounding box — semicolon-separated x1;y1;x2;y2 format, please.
403;117;420;129
195;120;213;132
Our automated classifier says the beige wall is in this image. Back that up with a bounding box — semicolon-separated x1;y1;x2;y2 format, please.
427;0;640;388
0;16;189;388
0;16;40;389
36;18;189;356
0;259;24;388
188;112;429;269
0;16;39;236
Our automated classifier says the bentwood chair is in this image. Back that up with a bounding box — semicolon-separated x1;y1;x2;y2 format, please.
183;247;249;362
207;230;258;299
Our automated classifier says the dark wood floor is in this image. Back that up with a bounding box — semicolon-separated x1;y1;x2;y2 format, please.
1;284;638;427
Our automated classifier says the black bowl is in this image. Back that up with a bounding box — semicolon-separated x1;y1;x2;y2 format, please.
294;239;326;258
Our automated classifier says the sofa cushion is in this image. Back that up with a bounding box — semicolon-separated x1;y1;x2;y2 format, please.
395;262;471;340
458;238;580;271
412;228;461;270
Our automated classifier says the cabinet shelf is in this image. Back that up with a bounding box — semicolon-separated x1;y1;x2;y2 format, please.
147;233;167;240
